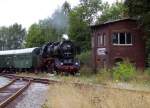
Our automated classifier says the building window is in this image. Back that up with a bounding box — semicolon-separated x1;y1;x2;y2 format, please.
112;32;132;45
103;34;106;46
97;33;106;46
97;35;102;46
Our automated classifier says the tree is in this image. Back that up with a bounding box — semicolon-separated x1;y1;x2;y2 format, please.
8;23;26;49
68;0;103;51
62;1;71;15
25;24;44;47
125;0;150;66
0;23;26;50
79;0;103;24
97;1;128;24
69;9;91;51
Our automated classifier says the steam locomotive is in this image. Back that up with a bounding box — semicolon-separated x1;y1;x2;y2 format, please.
0;34;80;75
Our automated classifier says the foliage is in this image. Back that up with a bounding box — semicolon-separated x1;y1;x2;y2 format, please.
97;1;128;24
113;61;136;81
125;0;150;66
25;23;58;47
68;0;103;51
79;0;103;24
0;23;26;50
125;0;150;17
25;24;44;47
77;50;91;66
69;10;91;51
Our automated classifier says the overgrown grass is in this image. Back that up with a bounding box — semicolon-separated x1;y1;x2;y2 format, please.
94;68;112;84
75;61;150;84
44;83;150;108
42;61;150;108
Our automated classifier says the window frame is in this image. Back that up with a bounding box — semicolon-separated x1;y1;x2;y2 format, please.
112;32;133;46
97;33;106;47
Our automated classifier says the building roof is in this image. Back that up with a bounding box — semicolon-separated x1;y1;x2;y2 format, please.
0;47;38;55
90;18;136;28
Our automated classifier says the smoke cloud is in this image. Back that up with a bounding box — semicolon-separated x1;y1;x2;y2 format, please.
51;7;69;33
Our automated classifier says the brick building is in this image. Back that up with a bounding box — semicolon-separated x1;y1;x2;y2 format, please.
91;18;145;70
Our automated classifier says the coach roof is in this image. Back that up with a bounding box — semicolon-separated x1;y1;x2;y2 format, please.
0;47;38;55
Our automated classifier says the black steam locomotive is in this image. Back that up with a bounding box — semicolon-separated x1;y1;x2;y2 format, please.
0;34;80;75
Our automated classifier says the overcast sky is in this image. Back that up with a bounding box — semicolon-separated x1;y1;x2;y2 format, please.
0;0;117;29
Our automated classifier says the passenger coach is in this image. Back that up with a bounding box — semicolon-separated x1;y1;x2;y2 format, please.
0;48;41;72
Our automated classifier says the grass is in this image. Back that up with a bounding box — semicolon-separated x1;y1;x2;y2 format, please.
44;83;150;108
43;66;150;108
46;84;93;108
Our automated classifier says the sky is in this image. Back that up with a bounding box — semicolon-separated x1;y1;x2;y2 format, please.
0;0;117;29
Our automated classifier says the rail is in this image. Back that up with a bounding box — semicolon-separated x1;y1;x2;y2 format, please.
0;79;31;108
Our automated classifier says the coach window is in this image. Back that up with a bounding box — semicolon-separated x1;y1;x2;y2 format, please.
112;32;132;45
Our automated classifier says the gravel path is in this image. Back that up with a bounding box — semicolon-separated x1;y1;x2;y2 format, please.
6;83;48;108
0;76;11;87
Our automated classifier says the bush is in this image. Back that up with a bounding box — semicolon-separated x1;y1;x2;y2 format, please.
112;60;136;81
77;51;91;66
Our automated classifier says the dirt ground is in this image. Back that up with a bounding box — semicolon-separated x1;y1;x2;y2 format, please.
46;83;150;108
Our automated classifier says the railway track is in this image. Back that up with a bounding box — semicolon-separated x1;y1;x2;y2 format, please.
0;78;31;108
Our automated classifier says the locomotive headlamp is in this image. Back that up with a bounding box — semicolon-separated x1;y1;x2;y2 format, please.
75;62;79;65
60;62;63;65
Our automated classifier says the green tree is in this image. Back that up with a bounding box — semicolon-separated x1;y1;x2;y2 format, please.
125;0;150;66
68;0;103;51
69;8;90;51
69;8;91;51
97;1;128;24
79;0;103;24
25;24;45;47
